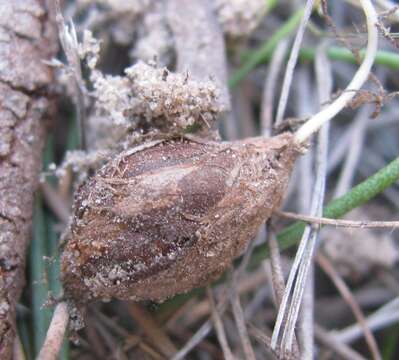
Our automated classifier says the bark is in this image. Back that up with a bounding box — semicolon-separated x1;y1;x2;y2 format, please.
0;1;57;358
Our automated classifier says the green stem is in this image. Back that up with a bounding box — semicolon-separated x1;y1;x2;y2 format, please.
300;47;399;71
229;8;304;88
30;196;52;355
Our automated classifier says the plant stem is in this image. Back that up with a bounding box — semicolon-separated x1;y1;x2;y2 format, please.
294;0;379;142
299;47;399;70
30;196;52;355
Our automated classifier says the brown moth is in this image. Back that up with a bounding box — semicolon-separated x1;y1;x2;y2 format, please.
61;132;301;305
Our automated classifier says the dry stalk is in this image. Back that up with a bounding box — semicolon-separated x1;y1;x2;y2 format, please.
228;269;256;360
295;0;379;142
127;303;177;358
315;324;367;360
261;40;290;136
275;210;399;228
275;0;316;126
317;253;382;360
36;302;69;360
207;287;235;360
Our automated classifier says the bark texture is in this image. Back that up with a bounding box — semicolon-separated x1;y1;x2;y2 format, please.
0;1;57;358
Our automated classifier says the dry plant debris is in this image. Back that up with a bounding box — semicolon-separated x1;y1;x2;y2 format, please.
4;0;399;359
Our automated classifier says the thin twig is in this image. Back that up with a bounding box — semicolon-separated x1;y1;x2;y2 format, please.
317;253;382;360
315;325;367;360
275;0;316;126
267;227;286;306
127;303;177;358
275;210;399;228
228;269;256;360
333;298;399;344
334;106;370;197
272;52;330;355
36;302;69;360
261;40;290;136
207;287;235;360
171;239;257;360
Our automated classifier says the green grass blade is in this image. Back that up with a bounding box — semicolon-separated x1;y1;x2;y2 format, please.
229;8;304;88
30;196;52;355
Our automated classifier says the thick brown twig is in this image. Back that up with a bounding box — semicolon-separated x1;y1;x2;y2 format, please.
0;1;58;358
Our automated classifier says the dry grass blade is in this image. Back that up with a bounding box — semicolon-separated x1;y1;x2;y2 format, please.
315;325;367;360
261;40;290;136
334;106;369;197
333;298;399;344
317;253;382;360
295;0;379;142
36;302;69;360
127;303;177;358
207;287;235;360
275;0;316;126
267;228;286;306
275;210;399;228
171;237;257;359
228;269;256;360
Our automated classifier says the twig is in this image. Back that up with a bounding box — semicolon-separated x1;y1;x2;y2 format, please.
274;210;399;228
36;302;69;360
127;303;177;358
317;253;382;360
334;106;370;197
171;238;257;360
267;227;286;306
299;45;333;359
295;0;379;142
275;0;316;126
228;269;256;360
266;227;300;356
207;287;235;360
314;325;367;360
261;40;290;136
272;47;331;355
333;297;399;344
